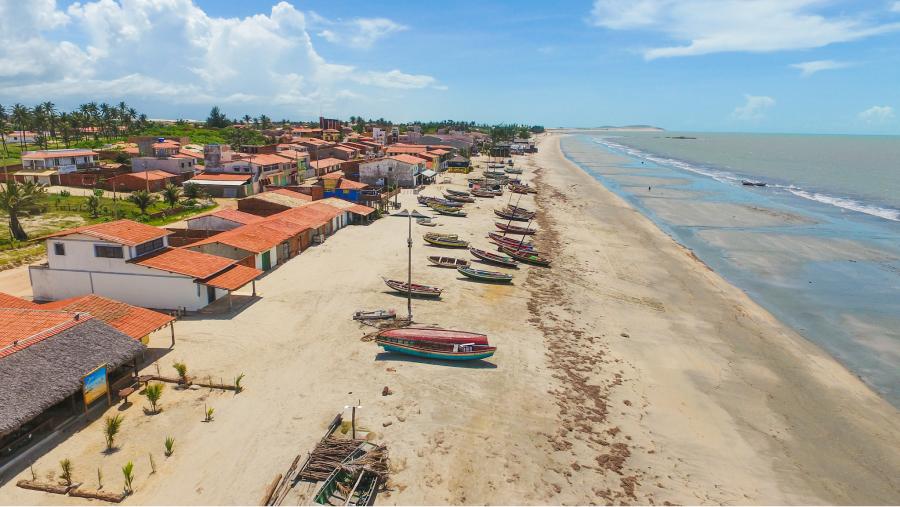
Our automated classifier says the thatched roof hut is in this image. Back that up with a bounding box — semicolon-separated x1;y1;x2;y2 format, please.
0;315;145;438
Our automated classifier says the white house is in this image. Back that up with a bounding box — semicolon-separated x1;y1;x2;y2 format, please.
6;131;43;144
29;220;261;311
358;155;424;188
21;149;99;175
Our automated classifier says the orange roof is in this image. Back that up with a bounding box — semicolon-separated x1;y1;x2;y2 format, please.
201;264;262;291
190;172;253;182
0;309;90;358
190;219;297;253
321;171;345;180
0;292;39;309
389;154;426;165
208;209;264;225
152;141;180;149
22;149;97;160
131;247;234;278
111;170;174;182
347;203;376;215
311;158;343;169
45;220;170;246
278;149;307;159
41;295;173;340
248;153;292;166
339;179;368;190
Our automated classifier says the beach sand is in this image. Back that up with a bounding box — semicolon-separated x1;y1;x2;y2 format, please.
1;133;898;505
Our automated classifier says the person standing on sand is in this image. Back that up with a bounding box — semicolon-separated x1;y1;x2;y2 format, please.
648;186;652;192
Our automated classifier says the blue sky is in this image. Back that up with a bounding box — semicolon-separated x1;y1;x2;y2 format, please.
1;0;899;133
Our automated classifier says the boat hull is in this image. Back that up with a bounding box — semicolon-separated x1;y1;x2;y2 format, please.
378;342;496;361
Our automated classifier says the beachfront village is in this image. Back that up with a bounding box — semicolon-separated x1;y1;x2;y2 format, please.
0;104;547;504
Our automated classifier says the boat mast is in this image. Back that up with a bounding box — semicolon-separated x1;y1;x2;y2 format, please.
407;209;412;322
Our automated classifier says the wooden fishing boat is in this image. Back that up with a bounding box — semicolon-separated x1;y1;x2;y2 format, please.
742;180;767;187
469;247;519;267
495;222;536;235
500;246;552;267
422;197;463;208
428;256;470;268
471;188;495;198
382;278;443;297
352;309;396;321
509;184;538;194
457;265;513;283
505;204;534;214
504;167;523;174
487;232;538;252
424;233;469;248
375;327;496;361
431;205;467;217
446;189;470;196
416;217;437;227
444;193;475;203
494;209;531;222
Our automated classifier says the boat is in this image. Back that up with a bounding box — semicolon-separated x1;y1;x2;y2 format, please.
424;233;469;248
444;193;475;203
500;246;552;267
509;184;537;194
382;278;443;297
430;205;467;217
469;247;519;267
504;167;523;175
484;170;507;179
416;217;437;227
428;256;470;268
495;222;536;235
471;189;495;198
457;265;513;283
487;232;538;252
742;180;767;187
505;204;534;214
420;196;463;208
445;189;470;196
352;309;397;321
375;327;497;361
494;209;531;222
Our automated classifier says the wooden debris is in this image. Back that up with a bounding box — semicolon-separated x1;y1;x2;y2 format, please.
69;487;127;503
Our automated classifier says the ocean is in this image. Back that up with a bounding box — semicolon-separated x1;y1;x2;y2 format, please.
560;131;900;407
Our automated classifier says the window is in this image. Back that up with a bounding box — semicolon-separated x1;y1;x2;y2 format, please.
94;244;124;258
53;242;65;256
135;238;164;256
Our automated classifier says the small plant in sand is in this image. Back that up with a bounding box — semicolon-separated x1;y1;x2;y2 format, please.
164;436;175;457
97;468;103;489
204;405;214;422
122;461;134;495
104;415;123;450
172;362;188;384
234;373;245;393
59;459;73;486
149;453;156;474
143;383;164;413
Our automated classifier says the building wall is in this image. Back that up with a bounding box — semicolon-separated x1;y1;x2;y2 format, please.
131;157;195;175
358;159;419;187
236;198;290;217
188;242;252;263
186;216;244;232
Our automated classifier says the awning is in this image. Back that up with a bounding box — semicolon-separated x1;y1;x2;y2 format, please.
347;204;376;216
201;264;262;291
421;170;436;178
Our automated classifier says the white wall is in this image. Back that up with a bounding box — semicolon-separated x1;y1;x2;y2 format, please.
186;215;242;231
131;157;195;174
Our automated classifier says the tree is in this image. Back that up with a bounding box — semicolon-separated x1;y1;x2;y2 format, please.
206;106;229;128
259;114;272;130
128;190;157;215
104;415;123;450
0;104;9;158
143;383;164;414
182;182;203;200
0;180;46;241
161;183;182;208
11;104;30;149
86;188;103;218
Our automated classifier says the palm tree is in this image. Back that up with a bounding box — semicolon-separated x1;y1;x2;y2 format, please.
11;104;30;150
128;190;156;215
104;414;123;450
0;180;46;241
143;383;164;413
161;183;181;208
0;104;9;159
242;114;251;125
58;112;72;148
41;101;57;139
182;182;203;200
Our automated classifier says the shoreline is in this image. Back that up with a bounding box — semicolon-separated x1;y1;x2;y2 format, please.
530;132;900;504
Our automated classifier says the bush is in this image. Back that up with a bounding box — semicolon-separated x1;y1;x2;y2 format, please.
143;383;164;413
164;436;175;457
104;415;123;450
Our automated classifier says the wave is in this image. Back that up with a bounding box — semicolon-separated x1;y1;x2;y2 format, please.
591;137;900;222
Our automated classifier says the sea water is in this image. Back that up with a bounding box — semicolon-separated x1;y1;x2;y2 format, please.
560;132;900;407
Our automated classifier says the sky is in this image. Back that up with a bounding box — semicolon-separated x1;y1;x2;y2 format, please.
1;0;899;134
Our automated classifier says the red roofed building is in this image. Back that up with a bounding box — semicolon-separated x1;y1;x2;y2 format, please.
358;155;425;188
106;170;184;192
30;220;260;311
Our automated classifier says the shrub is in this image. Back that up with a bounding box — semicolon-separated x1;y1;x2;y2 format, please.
104;415;123;450
59;459;73;486
204;405;214;422
234;373;245;393
143;383;164;413
172;362;188;384
122;461;134;495
164;436;175;457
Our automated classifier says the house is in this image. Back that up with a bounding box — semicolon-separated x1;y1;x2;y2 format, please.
331;145;359;161
183;172;255;198
321;172;371;203
29;220;261;311
5;131;43;144
322;129;341;142
358;155;425;188
186;209;264;232
319;117;341;131
447;155;470;167
201;144;296;192
131;155;197;175
21;149;100;176
237;189;313;216
106;170;183;192
310;157;343;177
0;307;146;460
296;138;334;160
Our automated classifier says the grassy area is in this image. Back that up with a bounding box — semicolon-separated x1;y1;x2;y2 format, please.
136;124;228;145
0;192;217;269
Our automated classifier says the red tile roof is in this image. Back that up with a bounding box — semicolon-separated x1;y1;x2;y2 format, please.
189;223;294;253
0;309;90;358
110;170;174;182
321;171;345;180
190;172;253;182
311;157;343;169
45;220;170;246
153;141;180;149
201;264;262;291
389;154;427;165
41;295;173;340
131;247;235;278
248;153;292;166
338;179;369;190
208;209;264;225
21;149;97;160
0;292;39;309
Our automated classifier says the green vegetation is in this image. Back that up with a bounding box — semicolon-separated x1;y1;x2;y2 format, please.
234;373;245;393
164;436;175;457
0;180;46;240
161;183;182;208
122;461;134;495
104;415;123;451
204;405;214;422
143;383;164;414
173;362;188;384
59;458;73;486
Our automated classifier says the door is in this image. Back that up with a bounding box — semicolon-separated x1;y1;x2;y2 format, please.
206;285;216;304
261;250;271;270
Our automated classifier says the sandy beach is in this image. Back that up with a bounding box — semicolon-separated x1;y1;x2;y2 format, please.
2;132;899;505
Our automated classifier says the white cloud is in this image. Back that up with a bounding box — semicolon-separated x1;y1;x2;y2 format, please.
590;0;900;59
0;0;440;113
790;59;852;76
312;14;407;49
892;1;900;13
858;105;894;123
732;94;775;120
